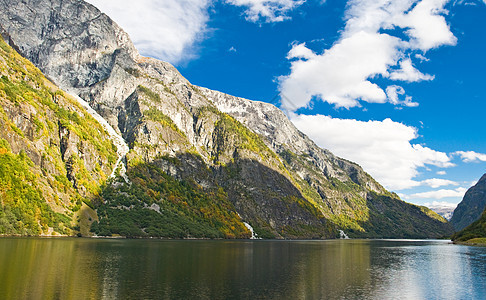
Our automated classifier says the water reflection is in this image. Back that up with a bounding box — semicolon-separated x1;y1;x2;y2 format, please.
0;238;484;299
0;238;104;299
369;241;485;300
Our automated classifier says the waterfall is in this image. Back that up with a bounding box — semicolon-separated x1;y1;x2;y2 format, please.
66;91;129;183
243;222;258;239
236;212;258;239
339;230;350;239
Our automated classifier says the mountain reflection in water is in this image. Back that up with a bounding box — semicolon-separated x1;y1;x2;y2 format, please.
0;238;484;299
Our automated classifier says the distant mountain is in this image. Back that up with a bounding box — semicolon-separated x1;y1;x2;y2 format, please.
426;203;456;221
0;0;453;238
450;174;486;231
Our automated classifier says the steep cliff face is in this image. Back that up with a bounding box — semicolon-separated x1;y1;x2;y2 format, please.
0;0;453;238
451;174;486;231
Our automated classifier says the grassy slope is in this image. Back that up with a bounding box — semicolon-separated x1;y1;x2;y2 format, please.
92;162;251;239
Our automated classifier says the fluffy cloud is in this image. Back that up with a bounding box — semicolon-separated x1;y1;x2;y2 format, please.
289;114;454;190
279;0;456;111
407;187;467;199
280;32;400;109
85;0;210;64
226;0;305;22
386;85;419;107
421;178;459;188
453;151;486;162
396;0;457;51
287;42;317;60
389;59;434;82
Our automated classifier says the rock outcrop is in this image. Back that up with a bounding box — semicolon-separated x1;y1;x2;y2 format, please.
0;0;453;238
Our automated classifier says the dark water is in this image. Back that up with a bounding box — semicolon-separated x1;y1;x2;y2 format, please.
0;238;484;299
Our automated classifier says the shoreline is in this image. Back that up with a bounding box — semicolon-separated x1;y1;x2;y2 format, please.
453;238;486;247
0;235;457;243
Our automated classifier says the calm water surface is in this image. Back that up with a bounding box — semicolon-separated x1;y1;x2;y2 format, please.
0;238;484;299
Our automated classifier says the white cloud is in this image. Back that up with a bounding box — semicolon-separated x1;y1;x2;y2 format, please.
453;150;486;162
386;85;419;107
389;59;434;82
289;114;454;190
408;187;467;199
437;170;447;175
396;0;457;51
421;178;459;188
85;0;210;64
415;53;430;61
279;0;456;111
226;0;305;22
280;31;400;110
287;42;317;60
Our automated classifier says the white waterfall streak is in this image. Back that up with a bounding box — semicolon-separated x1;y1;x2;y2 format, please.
339;230;350;239
243;222;258;239
66;91;130;183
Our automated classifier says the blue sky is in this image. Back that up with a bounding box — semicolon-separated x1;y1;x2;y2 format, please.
86;0;486;210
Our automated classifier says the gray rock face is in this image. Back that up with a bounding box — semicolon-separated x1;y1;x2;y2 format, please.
0;0;453;238
451;174;486;230
200;87;386;193
0;0;139;132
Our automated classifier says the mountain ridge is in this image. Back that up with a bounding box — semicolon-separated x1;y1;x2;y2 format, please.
0;0;453;238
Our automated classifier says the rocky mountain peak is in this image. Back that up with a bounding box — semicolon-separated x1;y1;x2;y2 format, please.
0;0;140;127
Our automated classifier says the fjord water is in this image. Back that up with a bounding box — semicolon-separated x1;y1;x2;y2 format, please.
0;239;484;299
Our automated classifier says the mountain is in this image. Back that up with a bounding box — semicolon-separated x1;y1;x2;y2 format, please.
450;174;486;231
452;207;486;243
0;36;118;235
426;203;456;221
0;0;453;238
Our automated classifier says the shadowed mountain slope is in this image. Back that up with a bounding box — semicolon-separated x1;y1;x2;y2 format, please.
451;174;486;231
